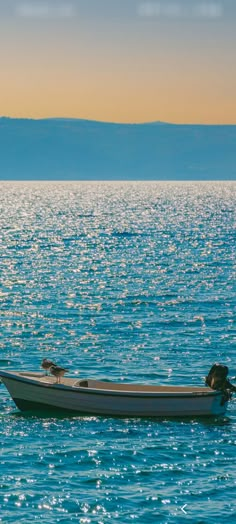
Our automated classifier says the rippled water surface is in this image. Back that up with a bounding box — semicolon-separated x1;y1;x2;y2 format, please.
0;181;235;523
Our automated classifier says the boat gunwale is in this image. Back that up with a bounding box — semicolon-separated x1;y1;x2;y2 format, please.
0;370;222;399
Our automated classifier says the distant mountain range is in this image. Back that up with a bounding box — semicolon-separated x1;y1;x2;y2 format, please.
0;117;235;180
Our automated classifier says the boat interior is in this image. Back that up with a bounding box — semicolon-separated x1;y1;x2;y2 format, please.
10;371;212;393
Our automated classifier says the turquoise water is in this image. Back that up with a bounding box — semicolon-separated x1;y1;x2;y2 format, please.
0;181;235;523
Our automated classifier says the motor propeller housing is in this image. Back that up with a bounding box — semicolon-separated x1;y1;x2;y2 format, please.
206;363;236;392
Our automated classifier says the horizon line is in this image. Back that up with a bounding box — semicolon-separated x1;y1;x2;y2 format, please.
1;116;236;126
0;179;235;183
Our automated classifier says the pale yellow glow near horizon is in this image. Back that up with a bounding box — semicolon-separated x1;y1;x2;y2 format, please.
1;69;236;124
1;49;236;124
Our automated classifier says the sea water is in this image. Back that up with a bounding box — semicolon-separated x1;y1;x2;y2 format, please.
0;181;235;523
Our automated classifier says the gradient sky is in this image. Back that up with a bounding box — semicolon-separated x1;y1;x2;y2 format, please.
0;0;236;123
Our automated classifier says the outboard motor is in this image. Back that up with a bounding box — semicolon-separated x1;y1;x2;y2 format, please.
206;363;236;392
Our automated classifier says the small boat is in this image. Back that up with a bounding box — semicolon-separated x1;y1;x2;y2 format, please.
0;369;231;417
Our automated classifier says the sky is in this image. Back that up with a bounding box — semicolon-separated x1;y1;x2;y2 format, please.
0;0;236;124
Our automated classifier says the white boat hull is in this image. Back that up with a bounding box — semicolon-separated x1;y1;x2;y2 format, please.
0;371;227;417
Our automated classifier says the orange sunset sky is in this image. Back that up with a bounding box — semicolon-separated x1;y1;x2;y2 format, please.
0;0;236;124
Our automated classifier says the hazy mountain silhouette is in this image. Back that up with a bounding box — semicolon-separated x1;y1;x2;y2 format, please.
0;117;235;180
